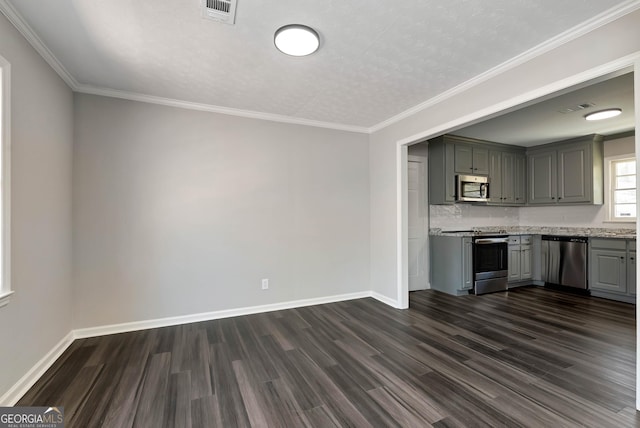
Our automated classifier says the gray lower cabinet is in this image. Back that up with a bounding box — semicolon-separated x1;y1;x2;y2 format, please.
629;248;636;295
527;134;603;205
508;236;533;285
589;238;636;303
430;235;473;295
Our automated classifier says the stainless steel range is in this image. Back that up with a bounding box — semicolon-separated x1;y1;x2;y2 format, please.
473;235;509;295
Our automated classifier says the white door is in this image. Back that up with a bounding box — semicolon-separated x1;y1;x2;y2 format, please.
408;157;428;291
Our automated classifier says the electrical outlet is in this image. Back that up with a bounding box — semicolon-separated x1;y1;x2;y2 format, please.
261;278;269;290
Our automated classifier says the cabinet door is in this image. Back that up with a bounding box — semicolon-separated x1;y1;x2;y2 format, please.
514;153;526;205
520;245;532;280
501;152;516;204
528;150;557;204
489;151;503;203
508;245;521;282
462;237;473;290
628;250;636;296
473;147;489;175
558;142;591;203
445;143;456;203
590;249;626;293
454;144;474;174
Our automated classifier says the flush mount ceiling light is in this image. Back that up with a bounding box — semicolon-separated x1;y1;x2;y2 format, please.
274;24;320;56
584;108;622;121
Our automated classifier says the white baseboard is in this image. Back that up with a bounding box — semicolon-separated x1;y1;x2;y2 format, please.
0;331;75;406
73;291;375;339
370;291;401;308
2;290;400;404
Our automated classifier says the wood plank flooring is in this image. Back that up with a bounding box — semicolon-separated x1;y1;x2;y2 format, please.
18;287;639;427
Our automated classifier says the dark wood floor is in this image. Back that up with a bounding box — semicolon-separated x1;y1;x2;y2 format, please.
18;287;639;427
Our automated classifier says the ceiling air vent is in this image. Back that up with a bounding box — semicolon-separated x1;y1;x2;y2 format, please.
202;0;237;24
557;102;595;114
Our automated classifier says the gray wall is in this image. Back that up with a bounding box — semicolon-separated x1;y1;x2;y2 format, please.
72;94;370;328
369;10;640;302
0;15;73;394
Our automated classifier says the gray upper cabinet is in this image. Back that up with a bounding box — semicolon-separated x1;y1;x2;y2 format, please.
514;153;527;205
428;138;456;204
488;149;526;205
527;134;603;205
528;149;556;204
455;144;489;175
558;142;592;203
429;135;526;205
488;151;503;203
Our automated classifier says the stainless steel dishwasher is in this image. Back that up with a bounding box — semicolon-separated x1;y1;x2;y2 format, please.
541;235;588;289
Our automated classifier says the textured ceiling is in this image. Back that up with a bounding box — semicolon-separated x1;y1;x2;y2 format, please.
455;71;635;146
2;0;635;129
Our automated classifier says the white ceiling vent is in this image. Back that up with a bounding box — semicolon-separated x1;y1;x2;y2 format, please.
557;102;595;114
202;0;238;24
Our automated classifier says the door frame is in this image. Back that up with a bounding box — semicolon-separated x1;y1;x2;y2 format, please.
407;154;429;291
395;54;640;407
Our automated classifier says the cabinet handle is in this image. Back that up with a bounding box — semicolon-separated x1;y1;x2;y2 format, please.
558;197;562;200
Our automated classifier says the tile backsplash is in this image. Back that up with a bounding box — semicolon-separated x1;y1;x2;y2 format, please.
429;204;519;229
430;204;635;230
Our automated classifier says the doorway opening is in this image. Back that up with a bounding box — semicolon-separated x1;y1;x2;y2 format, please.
398;57;639;408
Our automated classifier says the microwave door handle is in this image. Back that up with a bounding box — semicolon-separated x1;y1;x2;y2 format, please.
479;183;487;198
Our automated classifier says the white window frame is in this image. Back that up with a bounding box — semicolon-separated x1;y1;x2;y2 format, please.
0;55;11;308
605;154;637;223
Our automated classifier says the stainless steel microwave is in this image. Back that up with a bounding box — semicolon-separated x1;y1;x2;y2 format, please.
456;174;489;202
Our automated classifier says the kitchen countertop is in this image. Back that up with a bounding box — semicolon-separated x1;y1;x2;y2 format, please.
430;226;636;239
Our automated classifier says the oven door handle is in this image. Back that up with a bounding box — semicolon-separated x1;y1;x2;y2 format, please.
475;238;509;244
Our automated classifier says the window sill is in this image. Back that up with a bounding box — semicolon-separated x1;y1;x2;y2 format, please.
0;290;13;308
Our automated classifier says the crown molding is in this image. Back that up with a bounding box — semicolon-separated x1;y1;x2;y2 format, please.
0;0;368;133
369;0;640;133
2;0;639;135
0;0;79;89
76;84;370;133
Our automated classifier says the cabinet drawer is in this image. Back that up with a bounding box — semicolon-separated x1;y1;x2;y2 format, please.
590;238;626;250
520;235;532;245
629;240;636;251
508;236;520;245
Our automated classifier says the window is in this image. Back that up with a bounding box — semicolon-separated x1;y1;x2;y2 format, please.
0;55;11;308
607;156;637;222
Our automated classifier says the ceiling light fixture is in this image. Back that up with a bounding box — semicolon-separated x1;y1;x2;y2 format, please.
584;108;622;121
274;25;320;57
